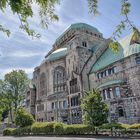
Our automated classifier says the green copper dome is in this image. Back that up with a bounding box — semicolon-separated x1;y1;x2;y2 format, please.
90;31;140;74
55;23;99;42
46;48;67;61
125;43;140;57
70;23;99;32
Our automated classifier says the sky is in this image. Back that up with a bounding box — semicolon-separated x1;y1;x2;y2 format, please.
0;0;140;79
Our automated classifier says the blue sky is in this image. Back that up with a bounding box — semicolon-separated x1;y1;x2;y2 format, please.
0;0;140;79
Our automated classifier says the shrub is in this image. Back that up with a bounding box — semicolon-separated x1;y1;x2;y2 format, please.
31;122;56;135
3;128;16;136
128;124;140;129
15;107;35;127
98;123;129;129
15;126;31;136
64;124;93;135
54;122;64;135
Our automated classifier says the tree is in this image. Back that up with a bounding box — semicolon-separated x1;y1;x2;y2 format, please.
0;70;29;123
0;80;13;122
4;70;29;111
81;89;108;126
15;107;35;127
0;89;14;122
0;0;59;37
88;0;140;51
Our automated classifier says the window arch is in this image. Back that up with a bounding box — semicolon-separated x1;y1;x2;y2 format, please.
53;66;66;93
117;106;124;117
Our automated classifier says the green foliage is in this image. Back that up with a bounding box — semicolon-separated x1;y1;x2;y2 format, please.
0;0;139;40
0;80;13;121
31;121;56;135
81;89;108;126
128;124;140;129
31;122;93;135
109;40;120;52
15;107;35;127
0;70;29;123
4;70;29;111
3;126;31;136
0;0;59;37
88;0;140;51
112;21;126;40
4;122;140;136
64;124;93;135
121;0;131;15
88;0;99;15
54;122;64;135
3;128;16;136
99;123;130;129
15;126;31;136
0;24;10;36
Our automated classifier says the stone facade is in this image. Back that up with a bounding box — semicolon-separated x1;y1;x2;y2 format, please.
26;23;140;124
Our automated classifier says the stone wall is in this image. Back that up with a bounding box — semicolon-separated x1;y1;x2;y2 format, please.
89;53;140;124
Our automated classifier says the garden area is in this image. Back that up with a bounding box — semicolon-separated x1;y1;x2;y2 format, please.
3;108;140;138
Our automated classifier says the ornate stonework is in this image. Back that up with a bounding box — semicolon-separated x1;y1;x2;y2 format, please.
26;23;140;124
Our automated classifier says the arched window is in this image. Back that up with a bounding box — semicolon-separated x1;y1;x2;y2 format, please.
53;66;66;93
117;106;124;117
40;72;46;96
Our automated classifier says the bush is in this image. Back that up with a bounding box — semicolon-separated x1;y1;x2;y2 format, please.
98;123;129;129
15;107;35;127
54;122;64;135
128;124;140;129
7;122;140;136
31;122;56;135
3;128;16;136
15;126;31;136
64;124;93;135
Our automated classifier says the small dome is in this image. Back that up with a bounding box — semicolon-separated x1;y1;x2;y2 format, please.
70;23;99;33
124;43;140;57
46;48;67;61
55;23;100;42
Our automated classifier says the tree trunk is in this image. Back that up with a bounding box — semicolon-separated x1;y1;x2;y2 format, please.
9;107;13;123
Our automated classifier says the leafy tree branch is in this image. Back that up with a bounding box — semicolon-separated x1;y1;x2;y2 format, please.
0;0;59;38
88;0;140;51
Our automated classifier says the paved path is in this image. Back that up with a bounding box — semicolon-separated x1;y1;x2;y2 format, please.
0;137;139;140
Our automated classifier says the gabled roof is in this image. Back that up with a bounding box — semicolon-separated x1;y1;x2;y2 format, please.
90;32;140;74
90;46;124;73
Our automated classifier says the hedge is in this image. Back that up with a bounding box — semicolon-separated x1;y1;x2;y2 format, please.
3;122;94;136
54;122;64;135
31;122;56;135
64;124;93;135
98;123;130;129
128;123;140;129
15;126;31;136
3;122;140;136
3;128;16;136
